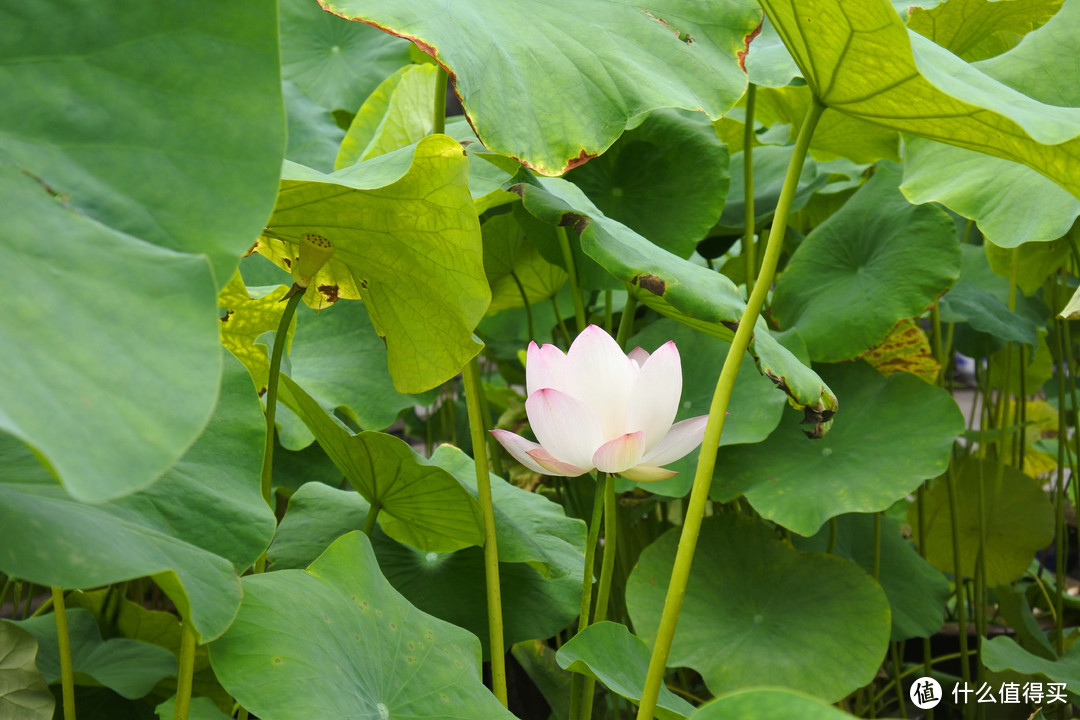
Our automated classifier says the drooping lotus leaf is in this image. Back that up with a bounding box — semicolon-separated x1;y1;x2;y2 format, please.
690;688;855;720
279;0;412;113
861;319;941;383
0;622;54;720
556;622;695;720
278;375;484;552
712;361;963;536
907;0;1062;61
986;238;1072;295
482;212;569;314
626;514;890;701
761;0;1080;198
939;283;1039;347
257;135;489;393
794;513;950;641
209;532;516;720
320;0;763;175
337;63;437;168
982;636;1080;689
0;353;276;643
508;171;837;422
566;110;730;258
910;458;1054;585
772;164;959;363
16;608;177;701
744;17;801;88
218;273;294;395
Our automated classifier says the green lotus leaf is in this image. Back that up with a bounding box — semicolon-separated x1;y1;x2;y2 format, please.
0;353;276;643
156;696;233;720
0;622;54;720
762;0;1080;198
283;80;346;174
794;513;950;641
279;0;412;113
744;17;802;88
908;0;1062;61
337;63;438;168
718;144;829;229
772;164;959;362
986;238;1072;295
15;608;176;700
278;375;484;552
910;458;1054;585
627;514;891;701
257;134;489;393
0;1;283;500
982;636;1080;689
482;212;569;315
566;110;730;258
321;0;762;175
556;622;695;720
209;531;515;720
939;283;1039;347
713;361;964;536
690;688;854;720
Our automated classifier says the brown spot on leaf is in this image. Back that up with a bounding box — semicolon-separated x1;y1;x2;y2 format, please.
282;257;292;269
558;212;589;234
564;149;597;172
359;279;369;290
258;387;267;398
721;320;739;334
219;310;234;323
738;21;764;74
317;284;340;304
632;273;666;297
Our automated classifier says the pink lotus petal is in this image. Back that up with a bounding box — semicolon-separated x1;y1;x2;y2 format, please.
527;447;591;477
565;325;635;437
620;464;678;483
489;429;548;474
592;431;646;473
526;388;605;469
627;341;682;450
641;415;709;467
628;346;651;368
527;341;568;396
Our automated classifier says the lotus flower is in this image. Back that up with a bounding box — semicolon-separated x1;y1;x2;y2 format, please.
491;325;709;482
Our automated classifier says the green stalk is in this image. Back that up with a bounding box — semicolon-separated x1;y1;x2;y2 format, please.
944;464;972;697
462;357;507;705
433;66;448;135
362;502;381;536
254;291;304;573
570;476;607;720
579;473;619;720
635;96;827;720
510;271;535;341
614;289;637;349
1053;295;1068;655
742;83;757;289
52;587;76;720
557;226;588;333
873;512;882;581
172;623;197;720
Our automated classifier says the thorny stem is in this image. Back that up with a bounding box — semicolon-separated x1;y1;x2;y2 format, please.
635;96;827;720
52;587;77;720
463;357;507;705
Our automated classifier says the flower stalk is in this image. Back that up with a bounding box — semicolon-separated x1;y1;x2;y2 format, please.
634;95;826;720
52;587;77;720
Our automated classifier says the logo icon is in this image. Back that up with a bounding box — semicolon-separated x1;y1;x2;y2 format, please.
910;677;942;709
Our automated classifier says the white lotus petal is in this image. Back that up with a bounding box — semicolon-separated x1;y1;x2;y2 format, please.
627;341;682;450
526;388;605;469
592;431;645;473
565;325;634;438
527;341;568;396
620;464;678;482
489;429;548;474
527;447;591;477
641;415;709;467
628;346;650;369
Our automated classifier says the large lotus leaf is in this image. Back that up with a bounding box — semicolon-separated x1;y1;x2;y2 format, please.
623;318;788;498
209;531;515;720
626;514;891;701
283;80;346;174
16;609;175;700
508;171;838;419
983;636;1080;689
278;375;484;552
712;361;964;536
321;0;762;175
772;164;959;363
337;63;437;168
939;282;1039;347
0;353;276;643
901;137;1080;248
566;110;729;258
0;622;54;720
482;212;569;314
794;513;950;641
690;688;854;720
862;319;941;383
908;0;1062;61
910;459;1054;585
752;85;901;164
555;622;695;720
279;0;412;113
257;135;488;393
744;17;801;88
718;144;829;229
0;1;284;501
986;238;1072;295
761;0;1080;199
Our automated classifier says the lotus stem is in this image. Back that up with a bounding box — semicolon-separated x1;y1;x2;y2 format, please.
557;226;588;333
578;473;618;720
569;476;607;720
433;66;448;135
742;82;757;288
173;623;197;720
634;95;826;720
52;587;76;720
